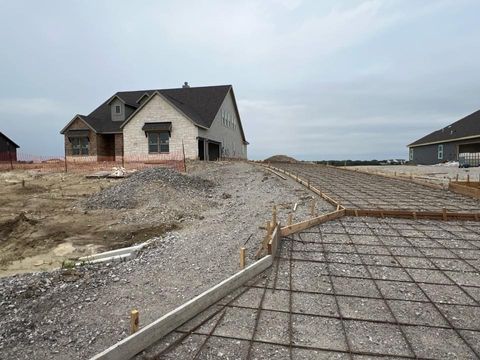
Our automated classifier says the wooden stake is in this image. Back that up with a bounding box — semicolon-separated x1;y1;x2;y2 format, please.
442;207;447;221
412;211;417;220
288;213;293;226
293;202;298;212
456;174;459;182
240;247;246;269
310;199;316;217
272;206;277;226
130;310;139;334
467;174;470;183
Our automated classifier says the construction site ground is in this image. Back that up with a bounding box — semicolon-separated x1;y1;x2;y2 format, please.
347;164;480;186
137;162;480;360
142;217;480;359
274;163;480;212
0;162;328;360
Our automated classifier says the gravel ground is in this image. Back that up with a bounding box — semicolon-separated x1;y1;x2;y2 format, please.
0;161;333;360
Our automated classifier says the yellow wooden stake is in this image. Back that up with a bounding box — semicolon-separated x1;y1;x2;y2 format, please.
288;213;293;226
272;205;277;226
130;310;139;334
240;247;246;269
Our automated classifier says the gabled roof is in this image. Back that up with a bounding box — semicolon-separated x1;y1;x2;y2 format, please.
0;132;20;148
60;85;247;142
409;109;480;147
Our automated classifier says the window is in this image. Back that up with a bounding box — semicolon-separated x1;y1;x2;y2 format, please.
115;105;121;114
409;148;413;161
71;137;89;155
148;132;169;153
438;144;444;160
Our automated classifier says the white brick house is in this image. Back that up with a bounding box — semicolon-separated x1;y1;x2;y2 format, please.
60;84;248;161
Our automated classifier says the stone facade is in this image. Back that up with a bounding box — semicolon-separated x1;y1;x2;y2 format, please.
122;94;199;159
198;89;247;159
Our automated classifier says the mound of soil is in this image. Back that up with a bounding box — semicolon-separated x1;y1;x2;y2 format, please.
264;154;298;163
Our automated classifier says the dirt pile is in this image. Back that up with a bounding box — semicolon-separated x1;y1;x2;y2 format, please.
84;168;215;209
264;154;298;163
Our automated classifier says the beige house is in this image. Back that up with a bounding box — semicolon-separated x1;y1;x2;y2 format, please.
60;83;248;161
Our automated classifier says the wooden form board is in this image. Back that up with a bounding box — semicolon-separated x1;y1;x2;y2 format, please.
449;182;480;200
345;208;480;221
264;164;342;208
265;167;287;180
267;224;281;256
90;255;273;360
281;209;346;236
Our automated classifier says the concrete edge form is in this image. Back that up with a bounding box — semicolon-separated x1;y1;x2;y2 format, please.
281;209;346;236
89;255;273;360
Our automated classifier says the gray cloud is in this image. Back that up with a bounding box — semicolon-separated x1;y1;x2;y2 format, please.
0;0;479;160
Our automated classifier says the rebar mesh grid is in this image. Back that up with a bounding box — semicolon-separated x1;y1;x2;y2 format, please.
138;217;480;360
272;163;480;212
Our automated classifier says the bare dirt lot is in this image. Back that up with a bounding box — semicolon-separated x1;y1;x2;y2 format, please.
0;161;332;360
0;168;204;277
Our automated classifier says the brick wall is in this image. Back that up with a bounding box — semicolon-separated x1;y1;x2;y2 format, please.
63;117;97;158
123;94;199;159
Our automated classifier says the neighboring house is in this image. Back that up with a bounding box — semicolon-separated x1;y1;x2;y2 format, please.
0;132;20;162
60;83;248;162
408;109;480;165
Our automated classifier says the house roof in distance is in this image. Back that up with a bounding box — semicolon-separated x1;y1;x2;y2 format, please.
409;109;480;147
0;132;20;148
63;85;237;135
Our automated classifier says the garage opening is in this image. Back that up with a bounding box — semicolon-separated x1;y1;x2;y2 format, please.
459;143;480;153
207;142;220;161
198;139;205;160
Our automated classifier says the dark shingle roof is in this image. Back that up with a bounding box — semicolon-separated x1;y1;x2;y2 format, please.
80;85;232;134
409;109;480;147
0;132;20;148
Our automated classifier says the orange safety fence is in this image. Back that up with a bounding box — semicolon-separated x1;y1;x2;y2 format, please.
0;151;186;173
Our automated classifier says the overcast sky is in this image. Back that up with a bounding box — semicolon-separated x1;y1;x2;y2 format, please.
1;0;479;160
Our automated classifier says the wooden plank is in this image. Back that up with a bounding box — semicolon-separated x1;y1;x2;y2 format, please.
267;225;281;256
344;208;480;221
449;182;480;199
265;167;287;180
90;256;273;360
281;209;345;236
